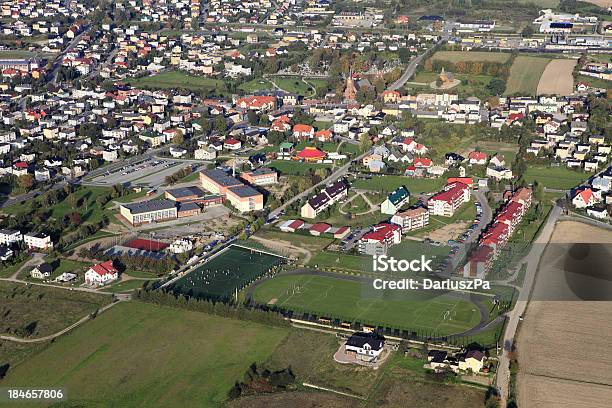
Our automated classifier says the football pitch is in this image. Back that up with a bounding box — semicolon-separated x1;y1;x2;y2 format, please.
252;273;483;335
169;245;285;301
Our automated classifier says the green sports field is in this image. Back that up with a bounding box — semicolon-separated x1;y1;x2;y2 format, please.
252;273;482;335
1;302;288;407
169;245;285;301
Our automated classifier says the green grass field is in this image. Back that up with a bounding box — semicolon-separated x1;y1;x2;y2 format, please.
431;51;511;63
1;302;289;407
0;281;111;338
352;175;446;194
252;274;481;334
269;160;332;176
129;71;227;94
523;166;589;190
238;77;273;93
169;245;285;300
272;76;314;96
505;56;551;95
23;258;89;280
308;241;449;273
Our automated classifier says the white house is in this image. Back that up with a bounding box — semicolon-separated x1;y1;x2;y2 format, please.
85;260;119;286
24;232;53;250
30;263;53;279
344;332;385;362
0;229;23;246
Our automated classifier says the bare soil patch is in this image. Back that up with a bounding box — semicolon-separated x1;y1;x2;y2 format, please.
516;221;612;407
582;0;611;7
537;59;577;96
425;221;469;242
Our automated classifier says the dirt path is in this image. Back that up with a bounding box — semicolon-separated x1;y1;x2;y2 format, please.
537;59;577;96
249;235;312;263
339;192;378;215
0;300;124;343
9;253;45;280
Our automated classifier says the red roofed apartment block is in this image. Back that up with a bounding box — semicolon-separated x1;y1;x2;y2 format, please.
428;182;471;217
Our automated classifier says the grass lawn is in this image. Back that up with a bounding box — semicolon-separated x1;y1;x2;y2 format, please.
64;230;118;252
574;74;611;90
129;71;227;94
505;56;551;95
1;302;289;407
0;257;29;278
0;281;111;338
238;77;273;93
103;279;149;293
32;258;90;280
252;273;481;334
272;76;314;96
432;50;511;63
352;175;446;194
252;230;334;252
268;159;332;176
523;166;589;190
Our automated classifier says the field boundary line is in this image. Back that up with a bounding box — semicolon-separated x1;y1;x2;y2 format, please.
302;382;366;400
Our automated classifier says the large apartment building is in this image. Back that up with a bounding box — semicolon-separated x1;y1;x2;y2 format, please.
300;179;350;218
427;182;471;217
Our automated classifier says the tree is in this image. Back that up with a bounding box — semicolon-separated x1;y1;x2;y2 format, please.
172;130;184;145
521;25;534;37
359;133;372;152
486;78;506;96
214;116;228;133
17;174;34;191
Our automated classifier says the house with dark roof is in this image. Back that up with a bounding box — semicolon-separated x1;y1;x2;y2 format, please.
30;263;53;279
345;332;385;362
300;179;350;218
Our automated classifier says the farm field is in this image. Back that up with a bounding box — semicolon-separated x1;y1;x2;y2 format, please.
0;281;111;338
523;166;588;190
537;59;577;96
129;71;227;94
352;175;446;194
1;302;289;407
517;221;612;408
169;245;285;301
431;51;511;63
505;56;551;95
252;273;482;334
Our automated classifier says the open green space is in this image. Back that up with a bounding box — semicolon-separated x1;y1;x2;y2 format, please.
1;301;289;407
252;273;481;334
0;281;111;338
352;175;446;194
523;166;588;190
575;74;612;90
505;56;551;95
169;245;285;301
103;279;149;293
431;51;511;63
268;159;332;176
238;77;273;93
129;71;227;94
272;76;314;96
23;258;89;280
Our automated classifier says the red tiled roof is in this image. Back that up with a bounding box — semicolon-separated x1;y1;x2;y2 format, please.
90;260;118;277
310;222;331;233
296;147;326;159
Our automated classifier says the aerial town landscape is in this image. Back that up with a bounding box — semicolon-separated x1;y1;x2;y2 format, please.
0;0;610;406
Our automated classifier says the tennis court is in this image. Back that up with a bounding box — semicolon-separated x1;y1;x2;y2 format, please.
169;245;285;301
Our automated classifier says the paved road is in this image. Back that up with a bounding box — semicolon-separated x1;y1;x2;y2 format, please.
388;36;446;91
495;204;562;406
446;189;493;274
47;25;92;84
268;148;372;219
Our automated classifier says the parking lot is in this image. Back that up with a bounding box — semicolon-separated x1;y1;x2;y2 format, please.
89;158;188;187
